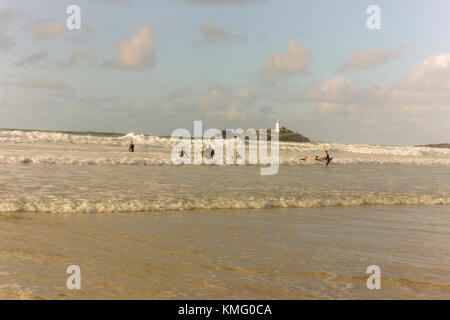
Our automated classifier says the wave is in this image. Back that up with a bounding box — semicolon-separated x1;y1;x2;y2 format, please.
0;130;162;146
0;155;449;166
1;194;448;214
1;129;449;153
1;129;449;166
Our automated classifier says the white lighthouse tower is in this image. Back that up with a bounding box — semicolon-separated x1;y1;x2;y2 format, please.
275;120;280;133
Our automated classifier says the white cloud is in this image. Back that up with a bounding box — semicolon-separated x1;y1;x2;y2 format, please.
260;39;310;82
339;47;403;72
32;22;65;40
0;7;16;50
0;29;15;50
302;53;450;143
14;48;48;66
220;105;246;120
106;26;157;69
235;90;250;99
397;53;450;91
313;77;356;104
69;44;95;65
19;77;67;90
313;77;357;113
189;88;255;121
19;78;67;89
18;77;74;97
270;89;303;103
167;87;193;100
195;23;245;45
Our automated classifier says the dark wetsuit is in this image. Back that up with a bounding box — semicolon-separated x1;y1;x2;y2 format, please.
129;144;135;152
325;153;331;165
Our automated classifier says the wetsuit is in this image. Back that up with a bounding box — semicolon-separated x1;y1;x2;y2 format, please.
129;144;134;152
325;153;331;165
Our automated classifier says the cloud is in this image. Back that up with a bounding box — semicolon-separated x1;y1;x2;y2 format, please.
66;25;97;42
32;22;65;40
195;23;245;45
260;39;310;82
314;77;356;103
191;88;256;121
339;47;403;72
69;44;95;66
310;77;357;113
185;0;264;4
14;48;48;66
301;53;450;143
235;89;250;99
19;77;67;90
219;105;246;120
0;7;16;50
270;89;303;103
0;29;15;50
167;87;193;100
396;53;450;91
18;77;74;97
105;26;157;69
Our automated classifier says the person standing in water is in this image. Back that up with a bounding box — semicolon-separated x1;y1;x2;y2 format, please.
324;150;331;166
129;141;135;152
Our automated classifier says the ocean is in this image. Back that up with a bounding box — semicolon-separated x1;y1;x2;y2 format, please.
0;129;449;299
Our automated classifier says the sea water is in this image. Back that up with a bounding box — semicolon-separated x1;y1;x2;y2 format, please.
0;129;449;299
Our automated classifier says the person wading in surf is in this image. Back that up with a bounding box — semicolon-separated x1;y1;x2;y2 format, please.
129;141;135;152
324;150;331;166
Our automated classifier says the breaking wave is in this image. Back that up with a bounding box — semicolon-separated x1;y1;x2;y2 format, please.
1;194;449;214
1;129;449;166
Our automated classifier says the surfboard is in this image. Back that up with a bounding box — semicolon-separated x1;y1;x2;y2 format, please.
315;157;333;163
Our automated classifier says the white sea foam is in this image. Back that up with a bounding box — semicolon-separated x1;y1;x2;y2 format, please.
1;194;448;214
0;155;449;166
1;130;448;214
1;130;449;166
0;130;164;146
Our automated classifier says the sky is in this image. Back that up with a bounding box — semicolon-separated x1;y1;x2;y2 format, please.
0;0;449;145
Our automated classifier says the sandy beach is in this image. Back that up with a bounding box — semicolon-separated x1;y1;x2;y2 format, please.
1;205;449;299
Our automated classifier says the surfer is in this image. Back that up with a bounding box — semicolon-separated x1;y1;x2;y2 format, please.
179;148;186;158
315;151;332;165
300;156;308;161
129;141;135;152
324;150;331;166
204;145;214;159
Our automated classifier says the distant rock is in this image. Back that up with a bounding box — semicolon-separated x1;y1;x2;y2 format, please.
221;126;310;143
270;127;310;142
418;143;450;149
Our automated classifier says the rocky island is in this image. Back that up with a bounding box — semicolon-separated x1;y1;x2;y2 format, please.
268;126;310;142
221;126;310;143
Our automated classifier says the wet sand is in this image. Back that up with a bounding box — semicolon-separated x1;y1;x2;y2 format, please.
0;205;449;299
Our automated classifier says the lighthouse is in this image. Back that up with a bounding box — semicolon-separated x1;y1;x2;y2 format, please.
275;120;280;133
